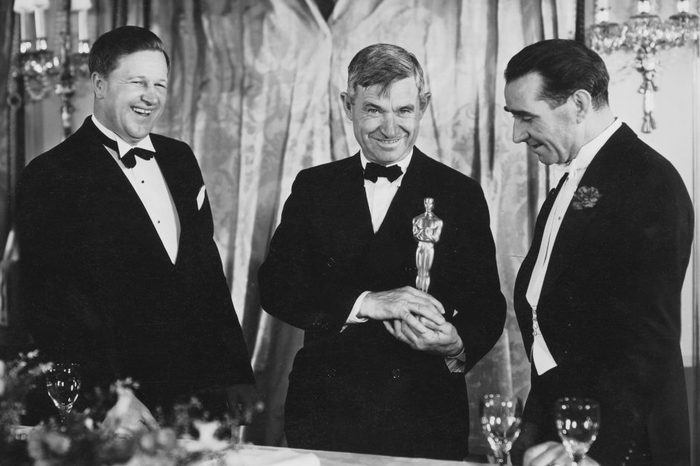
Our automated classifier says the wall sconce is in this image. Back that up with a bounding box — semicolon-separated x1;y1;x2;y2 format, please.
13;0;92;138
588;0;700;133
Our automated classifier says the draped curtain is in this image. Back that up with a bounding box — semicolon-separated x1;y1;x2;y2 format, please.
0;0;576;453
150;0;576;452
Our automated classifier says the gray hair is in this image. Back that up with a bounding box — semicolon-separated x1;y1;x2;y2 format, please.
346;43;428;106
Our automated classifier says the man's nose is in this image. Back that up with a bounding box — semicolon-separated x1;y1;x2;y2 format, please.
512;120;528;144
380;113;398;136
141;85;158;105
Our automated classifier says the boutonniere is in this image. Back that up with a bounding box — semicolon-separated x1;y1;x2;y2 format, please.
571;186;601;210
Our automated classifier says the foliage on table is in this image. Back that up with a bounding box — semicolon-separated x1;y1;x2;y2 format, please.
0;352;241;466
0;350;51;464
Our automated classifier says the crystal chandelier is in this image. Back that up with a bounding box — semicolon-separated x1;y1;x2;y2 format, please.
12;0;93;138
588;0;700;133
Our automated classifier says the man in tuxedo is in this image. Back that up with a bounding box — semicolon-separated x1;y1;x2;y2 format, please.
258;43;506;459
505;39;693;466
17;26;256;428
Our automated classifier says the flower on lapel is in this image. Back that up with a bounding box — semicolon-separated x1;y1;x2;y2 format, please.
571;186;601;210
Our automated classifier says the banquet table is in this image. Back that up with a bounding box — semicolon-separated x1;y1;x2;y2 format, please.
234;444;491;466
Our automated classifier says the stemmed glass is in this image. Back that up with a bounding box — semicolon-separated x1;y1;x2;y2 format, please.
555;397;600;466
480;394;523;465
45;363;81;423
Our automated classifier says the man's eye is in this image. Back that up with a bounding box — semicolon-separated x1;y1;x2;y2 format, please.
366;108;379;114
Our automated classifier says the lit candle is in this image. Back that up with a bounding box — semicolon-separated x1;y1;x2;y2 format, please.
13;0;34;41
71;0;92;42
19;11;29;40
32;0;50;39
33;7;45;38
78;10;88;41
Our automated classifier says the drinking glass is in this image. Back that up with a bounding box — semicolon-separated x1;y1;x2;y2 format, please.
480;394;523;465
555;397;600;466
45;363;81;423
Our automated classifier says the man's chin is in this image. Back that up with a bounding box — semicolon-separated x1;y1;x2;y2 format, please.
371;147;411;165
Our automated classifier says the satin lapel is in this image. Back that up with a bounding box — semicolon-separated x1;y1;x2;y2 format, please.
320;154;374;253
370;151;431;260
79;121;167;250
517;174;569;295
342;154;376;241
78;119;177;266
539;127;630;298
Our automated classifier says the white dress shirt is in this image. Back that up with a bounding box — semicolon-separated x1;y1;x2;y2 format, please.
526;118;622;375
345;150;413;325
341;150;465;371
92;116;180;264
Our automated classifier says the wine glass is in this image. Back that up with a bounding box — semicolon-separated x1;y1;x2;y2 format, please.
555;397;600;466
480;394;523;465
45;363;81;423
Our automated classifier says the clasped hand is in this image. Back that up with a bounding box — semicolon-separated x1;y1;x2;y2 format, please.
359;286;463;356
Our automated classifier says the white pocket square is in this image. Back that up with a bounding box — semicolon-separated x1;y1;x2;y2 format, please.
197;185;206;210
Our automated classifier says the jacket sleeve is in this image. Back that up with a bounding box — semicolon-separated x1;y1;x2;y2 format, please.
258;170;364;335
432;180;507;371
589;161;693;465
16;157;119;388
183;144;255;385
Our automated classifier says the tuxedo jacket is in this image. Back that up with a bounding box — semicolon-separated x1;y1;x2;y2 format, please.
258;148;506;459
514;124;693;466
17;118;254;409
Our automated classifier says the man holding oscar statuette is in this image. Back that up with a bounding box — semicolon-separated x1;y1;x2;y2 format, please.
259;43;506;460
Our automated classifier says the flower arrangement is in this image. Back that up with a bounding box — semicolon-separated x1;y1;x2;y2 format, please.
572;185;602;210
0;352;243;466
0;350;51;464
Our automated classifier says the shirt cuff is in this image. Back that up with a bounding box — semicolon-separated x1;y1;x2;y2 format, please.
346;291;370;324
445;347;466;373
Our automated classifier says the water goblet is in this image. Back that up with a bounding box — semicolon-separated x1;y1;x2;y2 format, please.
45;363;81;423
555;397;600;466
480;394;523;465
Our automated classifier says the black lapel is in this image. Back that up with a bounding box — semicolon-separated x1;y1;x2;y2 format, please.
79;118;178;266
309;153;375;260
376;149;431;239
539;125;633;298
364;150;433;275
516;172;569;298
341;153;376;239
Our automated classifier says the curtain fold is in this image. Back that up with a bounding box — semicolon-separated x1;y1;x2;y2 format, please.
148;0;571;452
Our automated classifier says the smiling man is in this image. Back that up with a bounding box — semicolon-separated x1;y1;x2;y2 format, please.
504;39;692;466
17;26;257;429
258;43;505;459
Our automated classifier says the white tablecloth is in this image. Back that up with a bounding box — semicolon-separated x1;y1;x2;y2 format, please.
234;444;490;466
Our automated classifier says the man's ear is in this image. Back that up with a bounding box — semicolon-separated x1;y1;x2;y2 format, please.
92;72;106;99
419;92;432;113
571;89;592;123
340;91;353;119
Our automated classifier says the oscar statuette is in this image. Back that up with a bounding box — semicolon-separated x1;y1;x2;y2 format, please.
412;198;443;292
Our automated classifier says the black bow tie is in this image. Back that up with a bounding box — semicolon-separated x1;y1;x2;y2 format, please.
363;162;403;182
97;131;155;169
